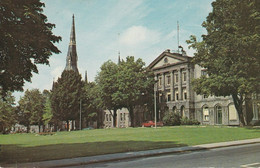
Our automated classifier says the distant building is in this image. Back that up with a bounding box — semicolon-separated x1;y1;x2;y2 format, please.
148;49;260;125
103;108;130;128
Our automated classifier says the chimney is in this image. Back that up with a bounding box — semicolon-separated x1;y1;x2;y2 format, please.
165;49;171;53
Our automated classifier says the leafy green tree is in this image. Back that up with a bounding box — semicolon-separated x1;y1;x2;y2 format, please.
0;92;16;134
96;57;154;127
82;82;103;128
186;0;260;125
51;70;83;131
115;56;154;127
0;0;61;97
95;61;121;127
18;89;45;132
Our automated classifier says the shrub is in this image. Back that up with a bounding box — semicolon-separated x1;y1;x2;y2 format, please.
163;112;181;126
181;117;200;125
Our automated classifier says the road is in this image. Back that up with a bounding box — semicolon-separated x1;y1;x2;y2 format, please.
75;143;260;168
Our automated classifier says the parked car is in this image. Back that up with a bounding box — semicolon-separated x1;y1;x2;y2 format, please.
142;121;163;127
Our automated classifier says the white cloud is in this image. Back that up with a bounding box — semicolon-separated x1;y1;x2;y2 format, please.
51;66;63;81
119;26;161;47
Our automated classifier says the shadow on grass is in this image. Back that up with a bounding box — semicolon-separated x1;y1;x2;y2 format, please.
0;141;187;164
244;126;260;131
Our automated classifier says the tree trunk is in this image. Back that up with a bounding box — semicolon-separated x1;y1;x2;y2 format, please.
128;106;135;127
232;94;245;126
66;120;69;131
113;108;118;128
26;125;30;133
42;124;45;132
245;94;253;125
38;125;41;133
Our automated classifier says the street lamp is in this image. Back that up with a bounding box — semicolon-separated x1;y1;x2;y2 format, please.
79;99;82;130
154;78;158;128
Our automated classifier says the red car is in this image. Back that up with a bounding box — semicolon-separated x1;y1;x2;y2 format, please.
142;121;163;127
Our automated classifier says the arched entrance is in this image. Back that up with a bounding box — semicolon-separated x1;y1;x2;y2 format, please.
202;105;209;121
180;106;185;118
216;105;222;124
172;106;177;113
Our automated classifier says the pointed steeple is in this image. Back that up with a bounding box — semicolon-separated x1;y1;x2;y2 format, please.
65;14;79;73
118;51;121;64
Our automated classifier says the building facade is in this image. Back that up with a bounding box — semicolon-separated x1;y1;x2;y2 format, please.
149;49;260;125
103;108;130;128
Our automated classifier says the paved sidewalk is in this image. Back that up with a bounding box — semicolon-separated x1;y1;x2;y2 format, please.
2;138;260;168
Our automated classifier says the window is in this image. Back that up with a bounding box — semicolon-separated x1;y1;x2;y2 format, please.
167;75;171;85
203;106;209;121
216;106;222;124
175;74;178;83
175;91;179;101
183;72;186;82
184;92;187;100
183;88;187;100
120;113;123;121
167;93;171;102
201;70;207;76
106;114;109;121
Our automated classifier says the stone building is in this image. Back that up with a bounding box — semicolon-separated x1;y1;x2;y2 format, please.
148;49;260;125
103;108;130;128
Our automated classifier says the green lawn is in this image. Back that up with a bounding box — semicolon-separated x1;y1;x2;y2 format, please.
0;126;259;164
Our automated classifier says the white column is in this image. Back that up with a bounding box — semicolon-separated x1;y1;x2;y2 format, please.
170;71;174;101
187;68;190;100
162;73;165;91
178;69;182;100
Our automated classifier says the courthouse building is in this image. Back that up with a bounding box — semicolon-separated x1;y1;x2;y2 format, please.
148;49;260;125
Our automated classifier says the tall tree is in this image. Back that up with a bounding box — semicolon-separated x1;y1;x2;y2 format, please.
51;70;83;131
96;57;154;127
95;61;121;127
116;56;154;127
0;0;61;96
186;0;260;125
82;82;103;128
18;89;45;132
0;92;16;134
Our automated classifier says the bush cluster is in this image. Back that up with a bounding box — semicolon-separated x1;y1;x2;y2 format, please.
163;112;181;126
181;117;200;125
163;112;200;126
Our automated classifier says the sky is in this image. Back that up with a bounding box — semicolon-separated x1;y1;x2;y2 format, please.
14;0;214;102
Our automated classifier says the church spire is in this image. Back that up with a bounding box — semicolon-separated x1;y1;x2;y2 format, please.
65;14;79;72
118;51;121;64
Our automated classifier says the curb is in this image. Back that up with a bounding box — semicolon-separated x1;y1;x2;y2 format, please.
2;138;260;168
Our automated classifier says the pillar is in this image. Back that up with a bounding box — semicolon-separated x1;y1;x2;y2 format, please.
170;71;174;101
178;69;182;100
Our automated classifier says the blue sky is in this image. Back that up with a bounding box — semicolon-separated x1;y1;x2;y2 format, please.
14;0;214;102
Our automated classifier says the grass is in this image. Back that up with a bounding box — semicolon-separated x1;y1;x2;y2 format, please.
0;126;259;164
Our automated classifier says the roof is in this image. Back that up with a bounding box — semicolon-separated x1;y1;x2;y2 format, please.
148;50;192;70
